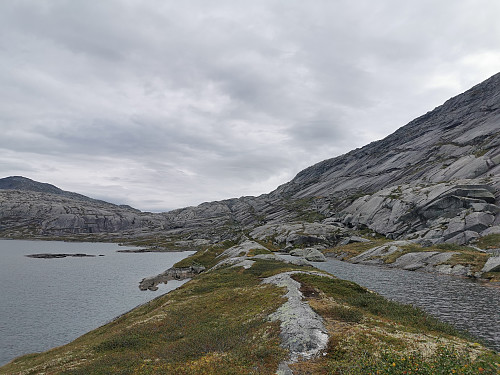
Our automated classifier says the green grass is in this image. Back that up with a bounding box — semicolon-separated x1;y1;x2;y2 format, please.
319;305;364;323
448;251;490;272
324;238;390;259
289;273;499;375
173;240;238;269
381;243;489;271
252;238;281;252
477;234;500;249
323;346;499;375
247;247;272;257
383;244;439;264
474;148;488;158
246;259;314;278
291;273;461;336
1;263;292;375
3;248;498;375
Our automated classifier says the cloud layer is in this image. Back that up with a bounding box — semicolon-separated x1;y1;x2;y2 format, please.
1;0;499;211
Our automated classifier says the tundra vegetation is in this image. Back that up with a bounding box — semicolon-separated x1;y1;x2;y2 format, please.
2;240;498;375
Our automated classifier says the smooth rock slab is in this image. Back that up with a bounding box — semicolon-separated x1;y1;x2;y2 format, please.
262;271;329;365
289;248;307;257
390;251;455;271
339;236;371;246
350;241;410;264
139;265;205;291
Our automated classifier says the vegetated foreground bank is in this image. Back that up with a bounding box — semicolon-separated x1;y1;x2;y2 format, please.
2;239;498;375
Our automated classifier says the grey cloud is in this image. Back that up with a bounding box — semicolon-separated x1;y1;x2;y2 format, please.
1;0;499;210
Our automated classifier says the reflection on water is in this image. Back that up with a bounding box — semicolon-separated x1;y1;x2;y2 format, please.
285;255;500;351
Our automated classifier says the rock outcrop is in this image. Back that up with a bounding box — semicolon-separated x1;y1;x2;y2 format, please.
341;181;500;244
262;271;330;372
482;251;500;273
139;265;206;291
26;253;97;259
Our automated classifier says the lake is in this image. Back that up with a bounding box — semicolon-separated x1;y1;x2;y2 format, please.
0;239;194;366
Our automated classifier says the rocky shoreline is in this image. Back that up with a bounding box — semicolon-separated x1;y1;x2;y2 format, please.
138;265;206;291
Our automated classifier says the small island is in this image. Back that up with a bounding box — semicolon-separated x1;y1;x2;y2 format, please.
26;253;98;259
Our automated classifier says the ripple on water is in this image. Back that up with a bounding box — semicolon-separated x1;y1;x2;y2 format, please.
287;256;499;352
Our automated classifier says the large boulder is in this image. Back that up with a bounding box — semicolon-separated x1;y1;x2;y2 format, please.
390;251;454;271
304;249;326;262
464;212;495;233
482;255;500;272
445;230;480;245
350;241;410;264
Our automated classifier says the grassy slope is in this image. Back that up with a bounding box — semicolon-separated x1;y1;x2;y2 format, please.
2;246;499;375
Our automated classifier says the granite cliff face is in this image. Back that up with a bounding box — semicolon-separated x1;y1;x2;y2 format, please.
1;73;500;249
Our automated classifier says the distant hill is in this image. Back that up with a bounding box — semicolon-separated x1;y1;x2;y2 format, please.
0;176;159;239
0;176;65;194
0;176;110;204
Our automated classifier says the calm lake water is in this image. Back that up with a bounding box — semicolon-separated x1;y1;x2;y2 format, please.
310;257;500;352
0;240;194;366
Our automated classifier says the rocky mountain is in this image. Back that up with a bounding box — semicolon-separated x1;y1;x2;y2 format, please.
0;177;162;239
161;72;500;246
0;176;122;204
271;72;500;245
276;73;500;199
1;73;500;249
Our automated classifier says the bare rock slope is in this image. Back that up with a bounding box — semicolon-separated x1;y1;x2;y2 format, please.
1;73;500;247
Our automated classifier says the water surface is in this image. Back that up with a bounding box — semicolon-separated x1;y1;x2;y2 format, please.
0;240;194;366
308;257;500;351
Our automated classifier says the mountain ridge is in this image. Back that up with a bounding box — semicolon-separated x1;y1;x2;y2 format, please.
1;73;499;247
274;72;500;199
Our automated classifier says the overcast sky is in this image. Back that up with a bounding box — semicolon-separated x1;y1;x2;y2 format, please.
1;1;499;211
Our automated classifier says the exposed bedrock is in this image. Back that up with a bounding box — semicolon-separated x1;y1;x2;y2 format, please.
262;271;330;372
341;181;499;245
139;265;206;291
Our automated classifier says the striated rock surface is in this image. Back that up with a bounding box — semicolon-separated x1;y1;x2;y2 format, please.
341;181;500;244
274;73;500;201
1;73;500;252
0;187;162;237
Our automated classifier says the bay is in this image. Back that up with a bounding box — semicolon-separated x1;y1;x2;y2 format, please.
0;239;194;366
